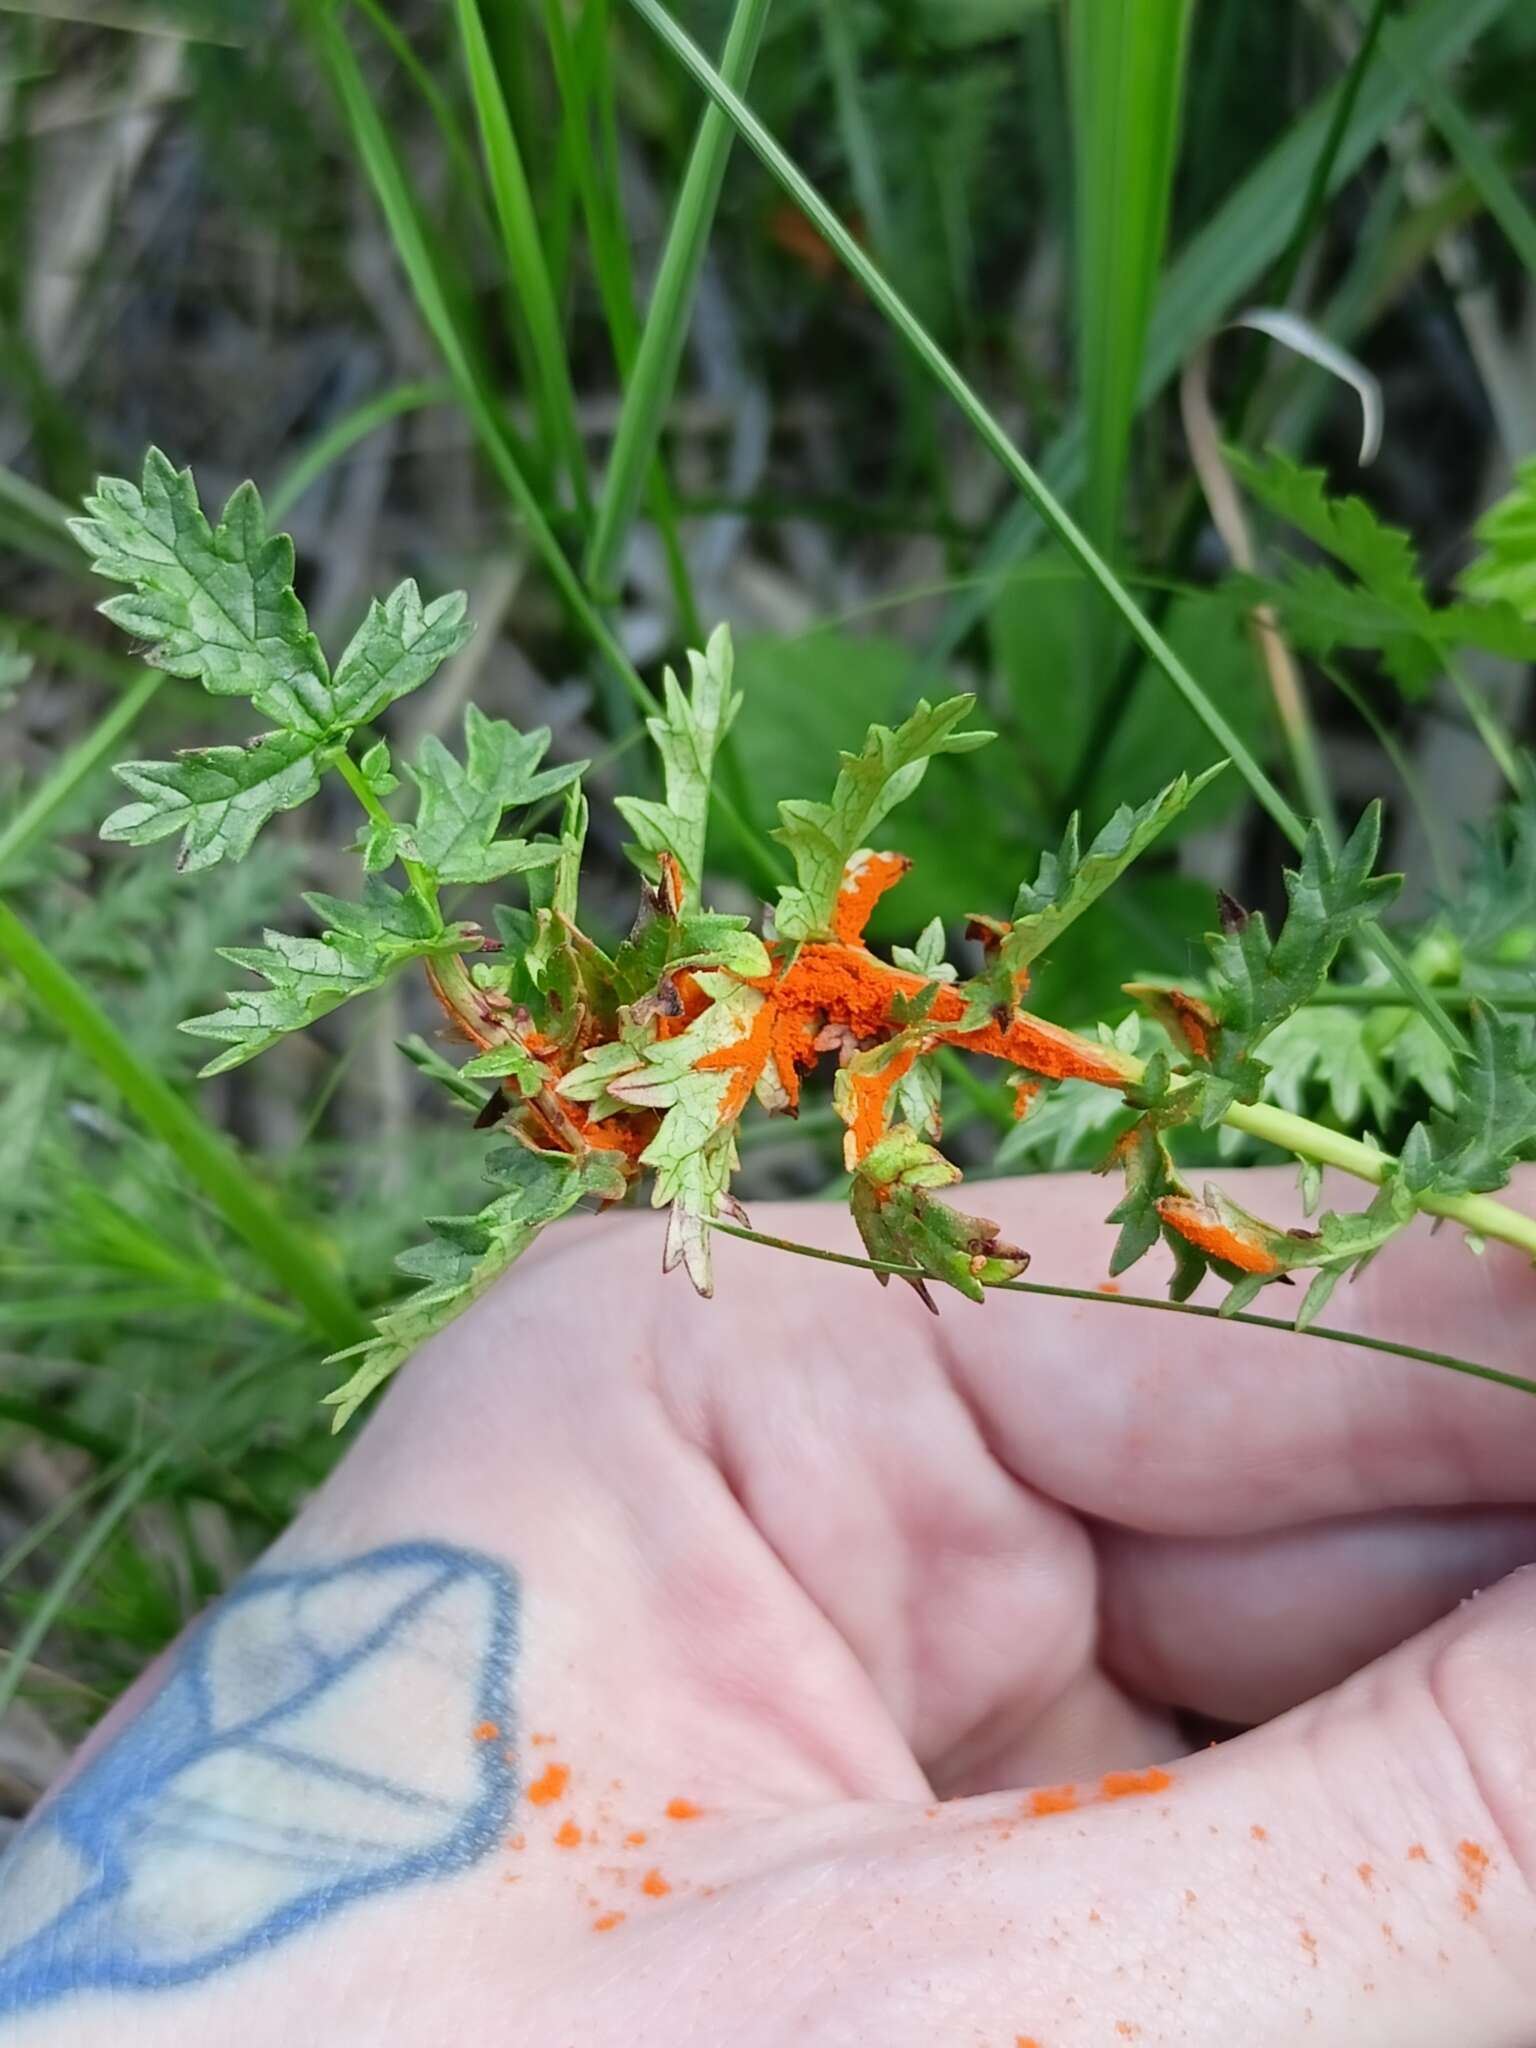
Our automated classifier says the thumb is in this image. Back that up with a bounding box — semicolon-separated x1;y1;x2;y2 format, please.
873;1568;1536;2046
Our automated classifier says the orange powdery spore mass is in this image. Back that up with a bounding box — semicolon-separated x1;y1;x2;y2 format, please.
472;1721;501;1743
554;1820;583;1850
846;1042;920;1163
1407;1843;1429;1863
1299;1926;1319;1965
1029;1785;1078;1818
833;851;913;944
1251;1825;1268;1842
1458;1840;1490;1889
1100;1768;1173;1801
527;1763;570;1807
1357;1862;1374;1888
666;1798;703;1822
1154;1196;1282;1276
640;1869;672;1899
624;1830;648;1848
592;1912;625;1934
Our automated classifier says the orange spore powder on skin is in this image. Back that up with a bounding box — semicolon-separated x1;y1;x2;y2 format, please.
472;1722;501;1742
526;1763;570;1806
1357;1862;1374;1888
1100;1768;1173;1801
554;1820;582;1849
1458;1840;1490;1915
665;1798;703;1821
1299;1926;1318;1964
1251;1825;1268;1843
1407;1843;1429;1863
1029;1785;1078;1818
640;1869;672;1898
624;1831;648;1847
592;1913;624;1933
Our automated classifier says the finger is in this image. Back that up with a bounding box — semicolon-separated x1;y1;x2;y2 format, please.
824;1565;1536;2046
1098;1505;1536;1724
684;1167;1536;1538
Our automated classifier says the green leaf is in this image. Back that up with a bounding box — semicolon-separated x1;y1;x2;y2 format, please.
330;579;474;728
559;970;765;1292
323;1144;625;1429
1462;457;1536;621
989;765;1224;985
401;704;586;884
181;878;466;1076
1195;805;1401;1114
70;449;336;737
773;695;992;941
1402;1006;1536;1196
890;917;957;982
851;1125;1029;1306
1258;1005;1393;1130
1231;447;1536;696
1101;1106;1204;1299
615;622;740;903
100;731;322;872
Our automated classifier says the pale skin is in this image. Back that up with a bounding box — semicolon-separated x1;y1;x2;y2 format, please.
7;1166;1536;2046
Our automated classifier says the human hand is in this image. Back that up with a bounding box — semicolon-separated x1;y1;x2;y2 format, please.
5;1167;1536;2047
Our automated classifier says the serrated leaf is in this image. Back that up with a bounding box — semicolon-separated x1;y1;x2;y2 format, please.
1258;1005;1392;1129
1231;447;1536;696
400;704;585;884
1101;1116;1204;1296
987;765;1223;989
773;695;992;941
101;730;322;871
331;579;473;728
181;877;467;1075
1401;1005;1536;1197
323;1145;625;1428
70;449;336;736
614;622;739;904
1194;805;1400;1106
559;970;765;1293
890;916;957;982
1462;457;1536;621
851;1124;1028;1305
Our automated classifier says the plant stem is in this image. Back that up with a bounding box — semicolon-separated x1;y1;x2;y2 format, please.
0;899;366;1347
705;1219;1536;1400
327;745;441;916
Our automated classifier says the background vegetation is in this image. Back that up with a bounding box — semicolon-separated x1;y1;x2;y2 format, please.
3;0;1536;1829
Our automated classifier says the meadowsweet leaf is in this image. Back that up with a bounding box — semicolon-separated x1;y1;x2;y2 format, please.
559;970;765;1293
1258;1005;1393;1129
323;1145;626;1429
1400;1006;1536;1196
1462;457;1536;621
69;449;336;736
773;695;992;941
1156;1174;1417;1317
975;766;1223;1006
615;623;740;903
851;1124;1028;1306
1230;447;1536;695
400;705;586;884
1175;805;1401;1118
181;878;467;1076
101;731;322;871
330;580;474;729
890;916;957;982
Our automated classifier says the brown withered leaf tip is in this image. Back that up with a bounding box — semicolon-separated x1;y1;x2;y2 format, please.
1217;888;1249;934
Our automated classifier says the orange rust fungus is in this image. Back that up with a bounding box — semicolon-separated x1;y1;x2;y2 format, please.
526;1762;570;1807
846;1042;920;1162
1459;1840;1490;1889
472;1721;501;1742
1097;1279;1121;1295
1115;2024;1139;2038
1357;1862;1375;1888
640;1869;672;1899
1251;1825;1268;1842
1161;987;1218;1060
530;1731;556;1747
1100;1768;1173;1801
506;1833;526;1853
1459;1891;1479;1919
1029;1785;1078;1818
665;1798;703;1821
1154;1196;1282;1275
1087;1909;1103;1925
833;850;912;944
624;1830;648;1848
502;1872;521;1885
1184;1890;1198;1907
1016;2038;1042;2047
1407;1843;1429;1863
1299;1927;1318;1964
554;1820;583;1850
592;1912;625;1933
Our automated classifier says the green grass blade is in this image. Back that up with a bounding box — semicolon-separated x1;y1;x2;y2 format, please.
584;0;774;599
1068;0;1193;551
456;0;594;520
1401;63;1536;279
0;669;163;883
267;379;451;521
924;0;1516;668
814;0;892;258
0;899;366;1346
